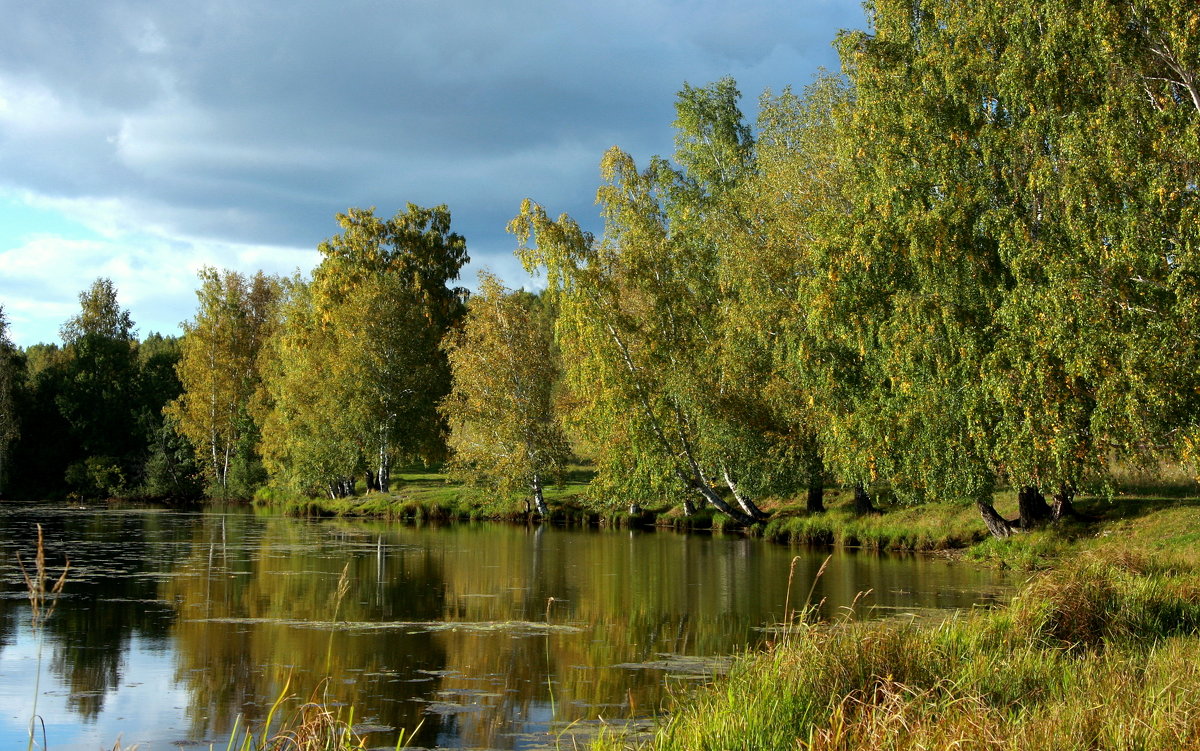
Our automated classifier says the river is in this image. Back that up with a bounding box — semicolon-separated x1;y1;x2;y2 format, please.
0;504;1009;750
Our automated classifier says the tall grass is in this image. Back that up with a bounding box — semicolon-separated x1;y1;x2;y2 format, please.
593;550;1200;751
110;678;419;751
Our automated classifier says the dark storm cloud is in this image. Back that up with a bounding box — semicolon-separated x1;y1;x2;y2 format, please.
0;0;866;343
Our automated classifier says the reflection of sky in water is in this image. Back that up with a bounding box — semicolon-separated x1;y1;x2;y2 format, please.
0;507;1011;750
1;627;188;749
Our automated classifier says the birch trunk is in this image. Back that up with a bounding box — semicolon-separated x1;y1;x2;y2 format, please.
531;473;550;516
221;444;233;495
721;464;768;520
1052;484;1079;521
806;446;826;513
692;471;755;526
977;497;1014;539
377;441;390;493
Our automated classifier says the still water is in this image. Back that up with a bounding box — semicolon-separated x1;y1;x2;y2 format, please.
0;504;1009;750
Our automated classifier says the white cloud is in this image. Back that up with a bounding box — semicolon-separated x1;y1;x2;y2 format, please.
0;228;317;346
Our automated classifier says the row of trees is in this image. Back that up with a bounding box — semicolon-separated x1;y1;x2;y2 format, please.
0;281;198;500
508;0;1199;535
168;204;469;501
1;0;1195;538
0;205;472;503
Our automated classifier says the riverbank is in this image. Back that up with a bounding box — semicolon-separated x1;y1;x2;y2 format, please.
251;469;1199;561
250;465;1002;541
590;494;1200;750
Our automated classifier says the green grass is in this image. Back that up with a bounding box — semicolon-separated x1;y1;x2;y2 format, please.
758;488;995;551
253;464;597;522
251;465;1200;564
592;547;1200;751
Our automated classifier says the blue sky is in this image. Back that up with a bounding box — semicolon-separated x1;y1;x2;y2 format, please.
0;0;867;347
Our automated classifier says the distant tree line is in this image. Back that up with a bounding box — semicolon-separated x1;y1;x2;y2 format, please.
0;280;200;501
0;0;1195;538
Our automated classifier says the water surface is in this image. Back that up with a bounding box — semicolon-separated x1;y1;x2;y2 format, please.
0;504;1009;749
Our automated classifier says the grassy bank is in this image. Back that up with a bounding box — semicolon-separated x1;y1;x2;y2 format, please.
590;494;1200;750
250;469;1200;563
252;465;600;522
250;464;1004;539
755;487;999;551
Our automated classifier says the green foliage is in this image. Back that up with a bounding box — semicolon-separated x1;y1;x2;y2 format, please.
512;80;780;523
59;277;134;344
139;414;204;501
51;279;148;497
0;306;17;495
5;0;1199;526
259;205;468;498
168;268;280;496
440;272;569;514
64;455;127;499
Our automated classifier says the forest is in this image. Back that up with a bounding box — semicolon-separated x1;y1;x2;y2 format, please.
0;0;1196;541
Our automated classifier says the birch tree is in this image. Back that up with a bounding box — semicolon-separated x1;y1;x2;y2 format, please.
258;205;468;496
310;204;468;489
831;5;1010;532
511;80;784;524
730;74;861;513
830;0;1200;535
258;279;362;497
168;268;280;495
440;273;569;515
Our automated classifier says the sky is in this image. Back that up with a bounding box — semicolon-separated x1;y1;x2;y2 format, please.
0;0;868;347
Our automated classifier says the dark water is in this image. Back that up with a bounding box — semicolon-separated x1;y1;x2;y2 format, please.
0;504;1009;750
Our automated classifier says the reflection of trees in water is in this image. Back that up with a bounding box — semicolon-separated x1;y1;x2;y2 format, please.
2;509;186;720
0;586;19;655
417;526;788;749
419;527;1007;749
1;509;1010;749
162;515;453;745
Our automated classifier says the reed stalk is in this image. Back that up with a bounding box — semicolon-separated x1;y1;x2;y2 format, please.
17;523;69;751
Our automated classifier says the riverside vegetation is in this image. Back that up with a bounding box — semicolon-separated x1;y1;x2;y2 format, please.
1;0;1198;744
591;490;1200;751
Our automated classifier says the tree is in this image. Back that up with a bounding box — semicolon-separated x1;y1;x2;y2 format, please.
138;333;203;501
56;278;143;497
258;205;469;497
441;272;570;515
60;278;134;344
168;268;280;496
816;4;1014;532
825;0;1200;536
5;343;74;498
512;80;792;525
0;306;17;496
729;73;861;514
259;278;361;497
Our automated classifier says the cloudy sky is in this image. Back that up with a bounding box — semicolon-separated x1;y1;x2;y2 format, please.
0;0;867;347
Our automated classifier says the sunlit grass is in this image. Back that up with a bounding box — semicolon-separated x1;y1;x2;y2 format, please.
759;489;997;551
592;548;1200;751
254;463;595;521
